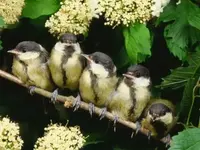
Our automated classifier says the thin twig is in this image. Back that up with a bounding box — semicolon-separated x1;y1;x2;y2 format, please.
0;69;167;144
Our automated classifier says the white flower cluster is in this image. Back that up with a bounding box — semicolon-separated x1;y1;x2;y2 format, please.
34;123;86;150
0;117;23;150
45;0;102;36
98;0;154;27
0;0;25;24
151;0;171;17
46;0;171;33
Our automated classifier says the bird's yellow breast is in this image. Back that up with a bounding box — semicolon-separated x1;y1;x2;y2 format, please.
79;69;96;103
62;54;83;90
141;113;175;138
141;119;158;137
95;76;118;107
49;49;64;88
12;56;54;91
108;81;133;120
26;58;54;91
131;87;151;121
12;57;28;83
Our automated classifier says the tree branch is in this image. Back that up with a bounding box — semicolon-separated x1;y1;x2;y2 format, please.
0;69;167;144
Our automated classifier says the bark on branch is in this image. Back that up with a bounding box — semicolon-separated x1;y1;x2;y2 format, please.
0;69;167;144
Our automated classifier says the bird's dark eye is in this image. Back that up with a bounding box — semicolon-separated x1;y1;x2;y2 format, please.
21;48;26;53
135;72;141;77
94;60;99;64
161;111;166;116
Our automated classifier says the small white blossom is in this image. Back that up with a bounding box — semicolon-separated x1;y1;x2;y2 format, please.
151;0;170;17
98;0;154;27
34;123;86;150
176;0;181;5
0;0;25;24
0;117;23;150
45;0;102;36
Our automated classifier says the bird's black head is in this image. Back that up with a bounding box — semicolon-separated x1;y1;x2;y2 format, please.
149;103;171;120
16;41;41;53
90;52;115;72
123;65;150;87
126;65;150;78
59;33;77;44
82;52;116;77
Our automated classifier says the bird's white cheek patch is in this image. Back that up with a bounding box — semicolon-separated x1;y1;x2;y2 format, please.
90;62;109;78
156;112;173;125
54;42;66;52
18;52;40;61
133;77;150;87
73;43;82;54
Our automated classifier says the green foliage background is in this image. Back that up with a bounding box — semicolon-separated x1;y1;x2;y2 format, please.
0;0;200;149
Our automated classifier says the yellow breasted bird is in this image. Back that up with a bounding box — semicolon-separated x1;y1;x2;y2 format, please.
48;33;85;104
8;41;54;92
79;52;118;116
141;99;177;141
108;65;151;126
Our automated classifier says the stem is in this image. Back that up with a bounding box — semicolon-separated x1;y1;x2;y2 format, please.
186;80;200;125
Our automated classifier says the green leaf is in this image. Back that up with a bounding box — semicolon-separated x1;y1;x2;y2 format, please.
22;0;61;19
113;46;130;69
29;16;49;27
188;13;200;30
0;17;6;28
0;41;3;51
159;52;200;118
163;0;200;60
123;23;151;64
160;52;200;89
181;78;196;120
169;128;200;150
155;1;176;26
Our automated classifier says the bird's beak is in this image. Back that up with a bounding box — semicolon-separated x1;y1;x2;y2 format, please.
7;49;22;55
81;54;92;62
152;117;156;122
123;73;135;80
151;115;159;122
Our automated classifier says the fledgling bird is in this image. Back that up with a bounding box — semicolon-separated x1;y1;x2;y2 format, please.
108;65;151;126
8;41;54;92
79;52;118;116
141;99;177;142
48;33;85;103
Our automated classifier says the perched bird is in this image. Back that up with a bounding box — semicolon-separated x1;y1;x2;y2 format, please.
8;41;54;92
79;52;118;116
141;99;177;141
48;33;85;103
108;65;151;125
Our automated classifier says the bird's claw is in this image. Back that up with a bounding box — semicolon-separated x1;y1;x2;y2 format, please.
73;94;81;111
51;89;58;104
135;121;141;135
113;115;119;132
131;131;134;138
99;107;107;120
130;122;141;138
147;131;152;140
164;134;171;147
28;86;36;95
89;103;95;117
